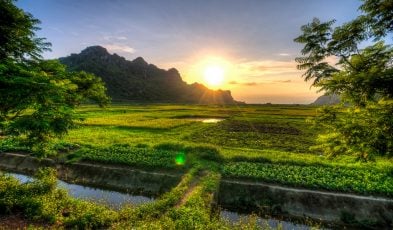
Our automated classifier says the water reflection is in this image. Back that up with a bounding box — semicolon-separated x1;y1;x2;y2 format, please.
9;173;153;210
221;210;319;230
201;118;224;123
8;172;328;229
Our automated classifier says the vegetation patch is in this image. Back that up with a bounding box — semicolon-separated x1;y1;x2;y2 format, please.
222;162;393;197
0;168;117;229
71;144;185;170
219;120;301;135
187;120;315;153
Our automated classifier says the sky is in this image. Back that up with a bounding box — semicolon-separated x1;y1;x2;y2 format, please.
17;0;363;104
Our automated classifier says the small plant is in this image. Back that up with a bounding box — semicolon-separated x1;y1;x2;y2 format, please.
222;162;393;197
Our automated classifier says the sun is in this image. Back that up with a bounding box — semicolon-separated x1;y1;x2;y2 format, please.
204;65;225;87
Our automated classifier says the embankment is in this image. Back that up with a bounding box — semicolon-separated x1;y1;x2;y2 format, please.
1;152;392;227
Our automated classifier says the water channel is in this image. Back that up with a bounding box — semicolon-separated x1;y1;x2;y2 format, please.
7;172;325;229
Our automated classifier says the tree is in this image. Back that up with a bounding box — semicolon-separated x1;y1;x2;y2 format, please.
0;0;50;61
0;0;109;155
294;0;393;159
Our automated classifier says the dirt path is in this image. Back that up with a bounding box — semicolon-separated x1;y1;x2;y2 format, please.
175;176;201;208
175;170;212;208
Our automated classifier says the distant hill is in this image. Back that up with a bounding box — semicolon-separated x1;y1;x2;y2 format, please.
312;94;341;105
59;46;238;104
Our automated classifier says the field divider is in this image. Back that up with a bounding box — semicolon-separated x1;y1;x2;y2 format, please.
117;166;201;224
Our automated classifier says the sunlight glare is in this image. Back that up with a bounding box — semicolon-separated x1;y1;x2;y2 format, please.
204;65;225;86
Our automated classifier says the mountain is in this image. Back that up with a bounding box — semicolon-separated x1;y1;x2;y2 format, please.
59;46;238;104
312;94;340;105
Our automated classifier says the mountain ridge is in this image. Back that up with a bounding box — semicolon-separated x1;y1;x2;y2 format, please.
311;94;340;105
59;46;239;104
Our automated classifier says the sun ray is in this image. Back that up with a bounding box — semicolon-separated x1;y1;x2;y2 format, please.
204;65;225;87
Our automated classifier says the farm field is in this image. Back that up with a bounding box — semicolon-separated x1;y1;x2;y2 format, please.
2;104;393;228
3;0;393;228
3;104;392;196
67;104;393;195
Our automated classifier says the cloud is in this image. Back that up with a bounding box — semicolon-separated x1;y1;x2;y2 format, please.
237;60;299;76
229;79;292;86
278;53;290;56
229;81;258;86
273;79;292;83
104;44;135;54
103;35;128;41
243;82;258;86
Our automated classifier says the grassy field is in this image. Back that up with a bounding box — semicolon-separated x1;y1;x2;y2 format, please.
51;104;393;196
1;104;393;228
2;104;393;196
65;104;319;153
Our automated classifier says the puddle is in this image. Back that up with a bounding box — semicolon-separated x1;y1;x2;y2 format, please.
172;115;225;123
183;118;224;123
200;118;224;123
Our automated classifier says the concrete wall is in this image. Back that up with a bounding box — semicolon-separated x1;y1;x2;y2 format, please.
1;152;393;227
59;162;181;196
219;179;393;227
0;152;181;196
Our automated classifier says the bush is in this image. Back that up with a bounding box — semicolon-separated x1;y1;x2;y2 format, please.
313;100;393;159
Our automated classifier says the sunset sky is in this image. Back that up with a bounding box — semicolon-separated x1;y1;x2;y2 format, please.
17;0;362;104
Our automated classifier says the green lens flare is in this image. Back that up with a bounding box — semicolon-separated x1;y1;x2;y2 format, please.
175;152;186;165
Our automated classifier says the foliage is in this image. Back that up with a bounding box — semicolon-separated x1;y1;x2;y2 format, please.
0;136;29;153
0;168;63;222
294;19;393;106
119;167;199;222
317;42;393;106
62;199;117;229
0;0;50;61
187;119;316;153
312;101;393;158
0;1;109;156
115;167;244;229
73;144;185;169
71;143;223;170
0;164;260;229
166;171;222;229
222;161;393;197
51;104;393;195
359;0;393;38
2;104;393;228
0;168;117;228
294;18;339;85
294;0;393;158
1;60;108;152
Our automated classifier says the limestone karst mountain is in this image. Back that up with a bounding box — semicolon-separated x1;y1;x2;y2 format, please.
59;46;238;104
